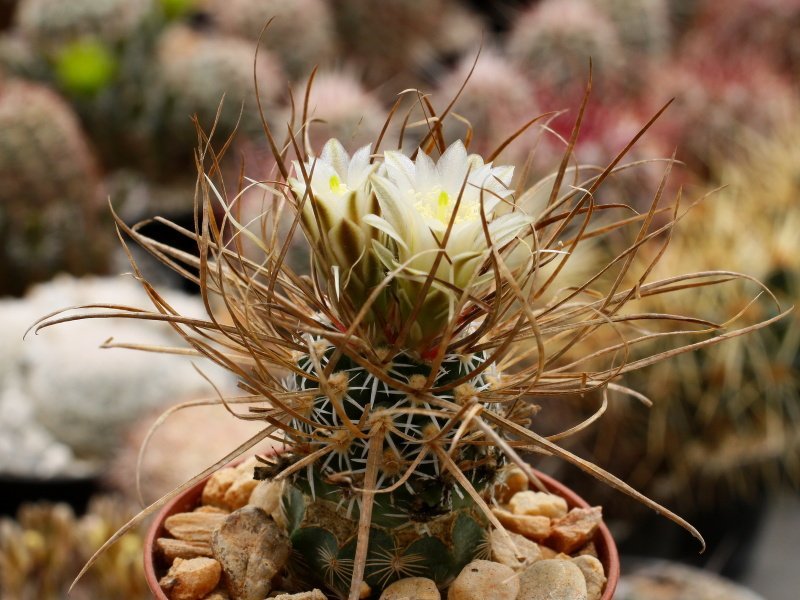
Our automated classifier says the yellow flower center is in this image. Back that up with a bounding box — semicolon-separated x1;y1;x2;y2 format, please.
414;187;479;226
329;174;347;195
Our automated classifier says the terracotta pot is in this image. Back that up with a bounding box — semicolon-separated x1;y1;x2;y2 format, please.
144;466;619;599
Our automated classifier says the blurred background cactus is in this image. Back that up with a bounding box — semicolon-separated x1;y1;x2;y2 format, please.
0;496;149;599
0;79;107;296
588;111;800;510
435;49;538;164
506;0;624;99
198;0;336;80
15;0;153;50
594;0;671;58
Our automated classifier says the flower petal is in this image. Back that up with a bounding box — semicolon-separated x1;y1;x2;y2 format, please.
438;140;469;191
347;144;373;187
320;138;350;178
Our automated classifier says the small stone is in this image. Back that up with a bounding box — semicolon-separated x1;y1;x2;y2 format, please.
490;529;542;571
159;557;222;600
491;507;551;541
211;506;290;600
248;480;284;517
234;456;260;476
448;560;519;600
380;577;440;599
359;581;371;598
509;491;568;519
202;468;239;508
540;545;559;559
270;591;326;600
165;512;228;543
157;537;213;561
518;559;588;600
202;591;230;600
575;542;599;559
572;555;606;600
495;466;529;503
547;507;603;554
195;506;230;515
223;473;259;510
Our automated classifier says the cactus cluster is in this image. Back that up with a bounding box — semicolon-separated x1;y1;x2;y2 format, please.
0;496;148;600
0;79;107;295
41;79;785;598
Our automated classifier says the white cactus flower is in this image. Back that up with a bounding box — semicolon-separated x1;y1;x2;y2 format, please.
368;141;531;288
289;138;381;299
366;141;533;348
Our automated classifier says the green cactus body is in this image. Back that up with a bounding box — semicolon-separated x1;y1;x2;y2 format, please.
262;343;502;596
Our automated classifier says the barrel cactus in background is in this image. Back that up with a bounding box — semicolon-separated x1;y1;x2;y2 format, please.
690;0;800;75
0;79;108;296
0;275;237;477
199;0;336;80
435;49;538;164
153;25;284;165
332;0;451;94
665;0;701;37
594;0;672;57
0;31;48;79
644;56;796;176
15;0;154;51
289;70;387;151
506;0;624;98
604;114;800;509
0;496;148;600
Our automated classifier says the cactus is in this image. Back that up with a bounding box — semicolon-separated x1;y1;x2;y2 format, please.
277;348;497;594
506;0;624;97
42;78;783;598
0;79;107;295
435;49;538;164
331;0;451;93
15;0;154;51
0;31;49;79
644;56;796;176
152;25;284;164
594;0;671;57
290;70;387;151
199;0;336;80
0;497;148;600
588;111;800;509
689;0;800;75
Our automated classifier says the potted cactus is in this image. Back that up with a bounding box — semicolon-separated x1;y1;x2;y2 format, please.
37;77;784;600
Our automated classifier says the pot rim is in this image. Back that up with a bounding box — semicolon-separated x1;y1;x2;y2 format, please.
144;458;620;599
